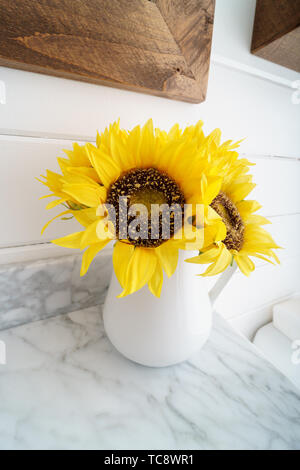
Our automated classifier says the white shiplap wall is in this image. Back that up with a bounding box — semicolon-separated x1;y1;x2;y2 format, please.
0;0;299;337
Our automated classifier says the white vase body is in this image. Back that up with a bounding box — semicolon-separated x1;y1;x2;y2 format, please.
103;251;235;367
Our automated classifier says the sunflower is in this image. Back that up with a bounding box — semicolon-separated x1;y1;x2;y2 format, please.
39;120;226;297
184;125;280;276
37;122;125;233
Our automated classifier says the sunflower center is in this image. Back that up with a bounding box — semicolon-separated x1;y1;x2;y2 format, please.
106;168;185;247
211;192;244;251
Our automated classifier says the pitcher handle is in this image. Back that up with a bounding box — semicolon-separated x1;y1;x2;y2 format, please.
209;261;237;307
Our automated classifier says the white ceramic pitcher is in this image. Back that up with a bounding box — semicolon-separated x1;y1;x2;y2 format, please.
103;251;236;367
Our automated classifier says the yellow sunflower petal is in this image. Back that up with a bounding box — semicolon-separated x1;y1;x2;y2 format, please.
229;183;256;203
44;170;63;192
118;248;157;298
243;225;279;248
71;208;98;228
80;240;111;276
110;131;129;170
155;243;179;278
244;252;276;265
139;119;157;167
205;220;227;245
245;214;271;225
270;250;280;264
45;198;68;210
203;177;223;205
208;128;222;146
80;220;100;249
57;157;71;173
148;262;164;298
235;254;255;276
168;123;181;140
96;130;101;148
62;183;106;207
126;125;142;168
201;244;232;276
52;231;83;249
236;200;262;217
64;166;100;183
185;245;223;264
87;147;121;188
63;143;90;167
41;210;71;234
39;194;54;200
113;241;135;288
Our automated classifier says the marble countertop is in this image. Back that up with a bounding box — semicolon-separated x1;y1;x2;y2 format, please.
0;306;300;450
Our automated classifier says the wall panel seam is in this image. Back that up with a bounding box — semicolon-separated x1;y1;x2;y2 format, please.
0;134;299;163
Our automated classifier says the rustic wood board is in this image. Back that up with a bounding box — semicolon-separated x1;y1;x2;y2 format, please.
0;0;215;103
251;0;300;73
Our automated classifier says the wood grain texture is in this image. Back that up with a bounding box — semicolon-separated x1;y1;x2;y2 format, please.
0;0;215;103
251;0;300;73
154;0;215;100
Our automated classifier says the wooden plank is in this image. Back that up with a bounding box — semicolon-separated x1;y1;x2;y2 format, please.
0;0;215;103
253;27;300;73
251;0;300;73
212;0;299;84
155;0;215;99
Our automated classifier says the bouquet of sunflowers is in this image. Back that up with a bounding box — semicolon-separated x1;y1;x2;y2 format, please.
38;120;279;298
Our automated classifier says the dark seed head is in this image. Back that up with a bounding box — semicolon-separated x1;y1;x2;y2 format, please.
106;168;185;247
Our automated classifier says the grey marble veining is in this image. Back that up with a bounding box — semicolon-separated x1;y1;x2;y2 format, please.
0;306;299;450
0;253;112;330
